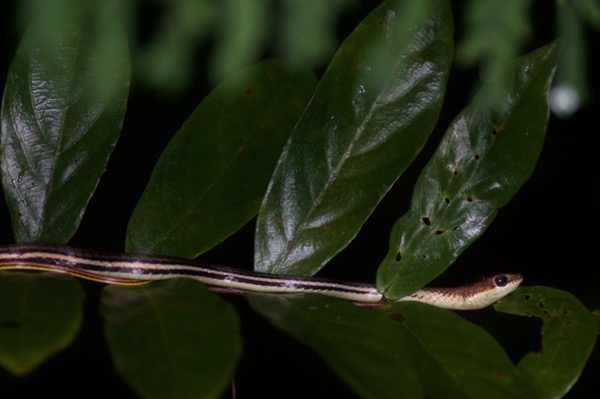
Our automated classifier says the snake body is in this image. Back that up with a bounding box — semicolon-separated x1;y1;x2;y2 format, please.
0;244;522;309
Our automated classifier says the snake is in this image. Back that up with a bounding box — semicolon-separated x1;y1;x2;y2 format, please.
0;243;522;310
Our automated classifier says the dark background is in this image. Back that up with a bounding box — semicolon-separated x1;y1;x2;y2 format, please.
0;1;598;397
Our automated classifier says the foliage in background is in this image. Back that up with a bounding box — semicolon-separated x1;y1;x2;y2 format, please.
13;0;600;112
551;0;600;116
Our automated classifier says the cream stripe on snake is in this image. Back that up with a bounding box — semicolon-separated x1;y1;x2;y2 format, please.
0;243;522;310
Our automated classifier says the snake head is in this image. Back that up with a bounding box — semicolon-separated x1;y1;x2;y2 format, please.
467;273;523;309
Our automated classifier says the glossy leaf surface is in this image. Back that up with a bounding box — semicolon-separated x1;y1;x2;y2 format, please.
0;0;130;243
0;272;83;376
249;294;537;398
101;279;241;399
377;42;559;298
126;60;316;258
254;0;453;275
495;286;597;399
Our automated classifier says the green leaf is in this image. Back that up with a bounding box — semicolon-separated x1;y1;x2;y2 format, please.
101;279;241;399
248;294;536;398
126;60;316;258
0;0;130;243
495;286;597;399
0;272;83;376
553;2;590;112
377;42;559;298
247;294;422;399
255;0;453;275
456;0;532;109
573;0;600;28
385;302;538;399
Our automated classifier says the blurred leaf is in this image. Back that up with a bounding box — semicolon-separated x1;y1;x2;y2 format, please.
101;279;241;399
248;294;536;398
255;0;453;275
377;42;559;299
0;0;130;243
551;2;589;116
277;0;353;68
126;60;317;258
458;0;531;65
495;286;597;399
573;0;600;28
0;272;83;376
457;0;531;108
210;0;269;82
138;0;217;92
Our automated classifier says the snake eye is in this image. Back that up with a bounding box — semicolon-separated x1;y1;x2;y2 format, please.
494;274;508;287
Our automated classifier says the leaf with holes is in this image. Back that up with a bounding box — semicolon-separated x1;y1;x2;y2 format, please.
0;0;129;243
377;42;559;299
255;0;453;275
495;286;597;399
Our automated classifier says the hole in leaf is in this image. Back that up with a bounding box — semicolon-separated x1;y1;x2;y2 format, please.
422;217;431;226
466;196;474;203
492;122;506;135
444;197;451;204
523;294;532;301
435;229;444;235
453;169;459;176
474;153;480;161
395;252;402;262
